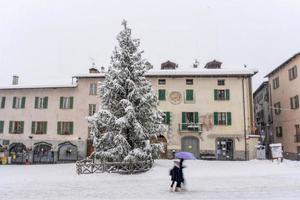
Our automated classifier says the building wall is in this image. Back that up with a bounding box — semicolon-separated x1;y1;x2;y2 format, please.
268;55;300;160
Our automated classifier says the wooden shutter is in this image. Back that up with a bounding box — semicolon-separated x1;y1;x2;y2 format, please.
225;89;230;100
12;97;16;108
9;121;13;133
158;90;166;100
21;97;26;108
34;97;39;108
227;112;232;125
70;122;74;134
20;121;24;133
214;112;218;125
290;97;293;109
296;95;299;109
0;121;3;133
214;89;218;100
31;121;36;134
60;97;63;109
182;112;187;130
43;97;48;109
43;122;47;134
186;90;193;101
166;112;170;124
1;97;5;108
195;112;199;123
69;97;74;109
57;122;61;135
289;68;292;80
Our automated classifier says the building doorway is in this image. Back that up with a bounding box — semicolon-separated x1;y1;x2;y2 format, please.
181;136;199;158
58;141;78;162
216;138;234;160
9;143;27;164
33;142;54;164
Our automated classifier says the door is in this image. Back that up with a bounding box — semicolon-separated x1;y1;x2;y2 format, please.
33;143;54;164
181;136;199;158
58;142;78;162
9;143;27;164
216;138;234;160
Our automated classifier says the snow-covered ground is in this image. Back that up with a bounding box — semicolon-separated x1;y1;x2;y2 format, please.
1;159;300;200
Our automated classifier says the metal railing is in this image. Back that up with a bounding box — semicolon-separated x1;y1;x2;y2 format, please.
76;159;154;175
178;123;203;133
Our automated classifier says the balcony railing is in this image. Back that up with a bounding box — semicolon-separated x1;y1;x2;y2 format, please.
295;134;300;143
179;123;203;133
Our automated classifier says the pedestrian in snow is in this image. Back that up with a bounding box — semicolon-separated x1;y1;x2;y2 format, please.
169;160;184;192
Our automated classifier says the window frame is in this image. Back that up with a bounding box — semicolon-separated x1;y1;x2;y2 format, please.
272;77;280;89
274;102;281;115
158;79;166;85
186;79;193;85
288;65;298;81
89;83;97;95
158;89;166;101
88;104;96;116
217;79;225;86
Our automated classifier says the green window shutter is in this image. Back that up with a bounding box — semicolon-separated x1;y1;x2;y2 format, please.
12;97;16;108
225;89;230;100
186;90;193;101
166;112;170;124
214;89;218;100
195;112;199;123
35;97;39;108
70;122;74;134
43;97;48;109
0;121;3;133
60;97;63;109
70;97;74;109
9;121;13;133
31;121;36;134
57;122;61;135
21;97;26;108
227;112;232;126
1;97;5;108
214;112;218;125
158;90;166;101
182;112;187;130
43;122;47;134
20;121;24;133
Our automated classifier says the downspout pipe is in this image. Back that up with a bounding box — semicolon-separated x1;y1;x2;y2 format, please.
242;77;247;160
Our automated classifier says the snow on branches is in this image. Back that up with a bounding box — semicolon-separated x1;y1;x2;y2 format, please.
88;20;166;163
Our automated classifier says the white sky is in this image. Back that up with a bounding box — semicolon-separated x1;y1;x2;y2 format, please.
0;0;300;90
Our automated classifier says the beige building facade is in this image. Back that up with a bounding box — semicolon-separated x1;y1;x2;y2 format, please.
266;53;300;160
0;63;258;162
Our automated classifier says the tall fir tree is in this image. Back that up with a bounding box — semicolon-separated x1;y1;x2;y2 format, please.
88;20;165;162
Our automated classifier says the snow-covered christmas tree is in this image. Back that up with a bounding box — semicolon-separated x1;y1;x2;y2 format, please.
88;20;166;163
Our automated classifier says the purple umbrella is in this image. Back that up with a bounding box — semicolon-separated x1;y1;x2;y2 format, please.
175;151;196;160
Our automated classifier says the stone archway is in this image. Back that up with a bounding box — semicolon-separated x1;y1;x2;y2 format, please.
9;143;27;164
58;141;78;162
181;136;199;158
150;135;168;159
33;142;54;164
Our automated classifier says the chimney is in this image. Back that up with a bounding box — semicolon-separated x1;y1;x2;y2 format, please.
89;68;99;73
12;75;19;85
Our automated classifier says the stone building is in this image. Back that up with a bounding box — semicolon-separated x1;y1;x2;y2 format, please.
0;61;258;163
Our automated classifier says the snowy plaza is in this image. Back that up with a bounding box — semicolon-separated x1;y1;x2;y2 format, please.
1;159;300;200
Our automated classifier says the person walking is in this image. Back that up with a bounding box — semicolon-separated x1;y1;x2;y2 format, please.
169;160;184;192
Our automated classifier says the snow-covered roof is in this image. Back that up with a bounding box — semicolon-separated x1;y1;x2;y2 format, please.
0;84;77;90
73;68;258;78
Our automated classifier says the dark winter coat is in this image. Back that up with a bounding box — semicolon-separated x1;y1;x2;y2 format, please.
170;165;184;183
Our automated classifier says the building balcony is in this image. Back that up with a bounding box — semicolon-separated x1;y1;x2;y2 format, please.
295;134;300;143
178;123;203;133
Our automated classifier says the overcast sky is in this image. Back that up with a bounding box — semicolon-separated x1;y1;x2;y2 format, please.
0;0;300;90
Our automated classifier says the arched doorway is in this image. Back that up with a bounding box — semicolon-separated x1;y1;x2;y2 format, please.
58;141;78;162
9;143;27;164
150;135;168;159
33;142;54;164
181;136;199;158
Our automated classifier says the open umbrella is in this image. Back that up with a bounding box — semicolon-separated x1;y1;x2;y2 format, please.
175;151;196;160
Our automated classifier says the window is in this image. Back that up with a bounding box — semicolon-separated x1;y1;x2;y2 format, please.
214;89;230;101
12;97;26;109
214;112;232;126
0;97;5;109
60;97;73;109
89;104;96;116
272;77;280;89
158;89;166;101
9;121;24;134
290;95;299;109
163;112;171;124
158;79;166;85
89;83;97;95
217;79;225;86
181;112;199;131
276;126;283;137
289;65;298;80
185;89;194;101
274;102;281;115
34;97;48;109
57;121;73;135
32;121;47;134
295;124;300;135
186;79;193;85
0;121;3;133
